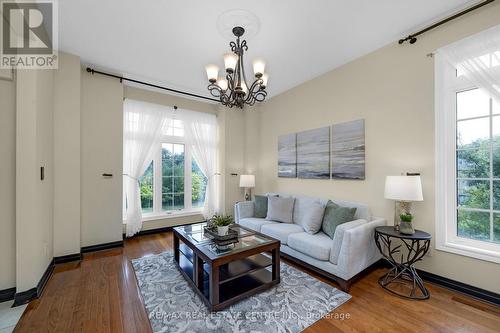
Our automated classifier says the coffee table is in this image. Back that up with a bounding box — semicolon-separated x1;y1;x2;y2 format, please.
173;222;280;311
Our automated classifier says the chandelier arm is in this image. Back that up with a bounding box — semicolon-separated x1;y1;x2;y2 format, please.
253;89;267;102
207;83;223;98
240;40;248;51
230;41;237;52
244;78;262;103
239;50;250;91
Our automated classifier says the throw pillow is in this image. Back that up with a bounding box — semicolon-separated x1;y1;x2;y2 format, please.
266;196;295;223
254;195;269;218
302;202;326;234
322;201;357;239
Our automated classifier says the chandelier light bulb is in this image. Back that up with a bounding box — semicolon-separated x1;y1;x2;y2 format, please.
217;78;228;91
224;53;238;73
205;64;219;83
252;58;265;78
261;73;269;88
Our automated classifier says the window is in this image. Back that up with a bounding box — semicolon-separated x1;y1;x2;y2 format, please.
137;119;208;216
456;88;500;243
436;53;500;264
139;162;154;213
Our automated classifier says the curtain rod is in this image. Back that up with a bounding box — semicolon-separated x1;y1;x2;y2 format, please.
399;0;496;45
85;67;220;103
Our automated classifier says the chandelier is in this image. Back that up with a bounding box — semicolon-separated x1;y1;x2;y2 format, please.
205;26;268;109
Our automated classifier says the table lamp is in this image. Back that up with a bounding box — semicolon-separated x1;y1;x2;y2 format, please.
384;174;423;232
239;175;255;201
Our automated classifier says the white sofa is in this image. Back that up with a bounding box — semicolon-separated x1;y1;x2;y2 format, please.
234;193;386;291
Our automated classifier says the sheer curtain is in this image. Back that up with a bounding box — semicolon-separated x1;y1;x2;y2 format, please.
179;109;219;218
438;24;500;103
123;99;168;237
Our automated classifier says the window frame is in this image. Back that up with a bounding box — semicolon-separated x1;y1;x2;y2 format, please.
435;54;500;264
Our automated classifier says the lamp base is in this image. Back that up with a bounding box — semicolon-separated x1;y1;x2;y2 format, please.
244;188;252;201
394;201;412;231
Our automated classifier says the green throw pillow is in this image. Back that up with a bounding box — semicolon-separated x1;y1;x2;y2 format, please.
321;201;357;239
254;195;269;218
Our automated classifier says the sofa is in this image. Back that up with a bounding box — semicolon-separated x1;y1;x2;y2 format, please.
234;193;386;291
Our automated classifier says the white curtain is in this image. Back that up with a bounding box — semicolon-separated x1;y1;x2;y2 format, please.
123;99;168;237
179;109;219;218
438;24;500;103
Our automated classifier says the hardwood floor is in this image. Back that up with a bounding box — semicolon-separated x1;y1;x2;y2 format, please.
15;232;500;332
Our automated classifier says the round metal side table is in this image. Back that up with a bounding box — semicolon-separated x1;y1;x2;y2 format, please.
374;226;431;300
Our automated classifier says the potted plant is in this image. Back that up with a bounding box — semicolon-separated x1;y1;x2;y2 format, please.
399;213;415;235
211;214;234;236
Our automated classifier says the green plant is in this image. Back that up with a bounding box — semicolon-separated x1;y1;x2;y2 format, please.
211;214;233;227
400;213;413;223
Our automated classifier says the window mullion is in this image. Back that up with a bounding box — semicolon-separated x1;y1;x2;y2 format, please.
154;143;162;215
185;145;192;211
490;97;494;242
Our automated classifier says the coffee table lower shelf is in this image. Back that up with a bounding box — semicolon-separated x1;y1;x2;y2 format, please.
174;235;280;311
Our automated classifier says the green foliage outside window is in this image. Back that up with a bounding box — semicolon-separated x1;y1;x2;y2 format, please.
139;145;208;213
457;135;500;243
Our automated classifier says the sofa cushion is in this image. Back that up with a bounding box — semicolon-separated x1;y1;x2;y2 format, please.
266;196;295;223
330;199;370;221
322;201;357;239
288;232;332;261
301;201;326;234
292;195;328;227
260;223;303;245
238;218;276;232
254;195;268;218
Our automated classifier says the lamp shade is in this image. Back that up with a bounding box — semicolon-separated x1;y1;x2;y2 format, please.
205;64;219;82
223;53;238;72
384;175;423;201
252;58;266;77
239;174;255;188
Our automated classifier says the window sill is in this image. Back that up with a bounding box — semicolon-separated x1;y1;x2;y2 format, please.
436;240;500;264
123;209;204;224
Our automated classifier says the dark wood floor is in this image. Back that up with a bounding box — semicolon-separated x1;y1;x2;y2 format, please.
15;232;500;332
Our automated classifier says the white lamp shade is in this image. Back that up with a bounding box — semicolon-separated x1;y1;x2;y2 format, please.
217;78;228;91
224;53;238;72
239;174;255;188
384;175;423;201
205;64;219;82
252;58;266;77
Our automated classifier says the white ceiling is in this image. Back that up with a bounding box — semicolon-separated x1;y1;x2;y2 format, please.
59;0;478;101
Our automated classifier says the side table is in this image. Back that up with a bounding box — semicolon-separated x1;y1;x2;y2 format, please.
374;226;431;300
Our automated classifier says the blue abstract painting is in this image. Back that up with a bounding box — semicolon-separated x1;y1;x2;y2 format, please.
332;119;365;180
278;133;297;178
297;127;330;179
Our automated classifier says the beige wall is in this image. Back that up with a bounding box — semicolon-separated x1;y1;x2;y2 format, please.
251;4;500;293
16;69;55;292
0;75;16;290
218;106;246;215
125;86;217;115
53;53;81;256
81;69;124;247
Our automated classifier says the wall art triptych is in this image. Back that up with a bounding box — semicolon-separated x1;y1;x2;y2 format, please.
277;119;365;180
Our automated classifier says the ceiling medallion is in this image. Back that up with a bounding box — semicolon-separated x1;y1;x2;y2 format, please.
205;26;268;109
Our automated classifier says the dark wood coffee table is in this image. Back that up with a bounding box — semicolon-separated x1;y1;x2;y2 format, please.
173;223;280;311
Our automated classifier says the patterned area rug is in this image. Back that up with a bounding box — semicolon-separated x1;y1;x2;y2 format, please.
131;252;351;333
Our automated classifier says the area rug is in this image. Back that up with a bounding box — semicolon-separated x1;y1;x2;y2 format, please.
131;252;351;333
